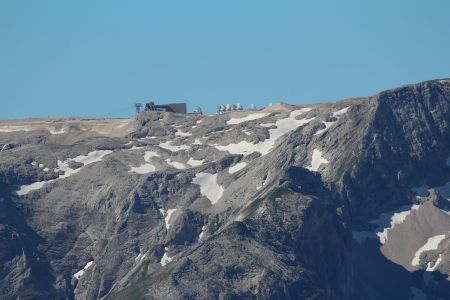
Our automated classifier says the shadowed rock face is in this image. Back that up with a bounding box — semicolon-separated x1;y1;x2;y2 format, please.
1;79;450;299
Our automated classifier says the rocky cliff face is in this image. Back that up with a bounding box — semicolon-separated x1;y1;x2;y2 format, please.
1;79;450;299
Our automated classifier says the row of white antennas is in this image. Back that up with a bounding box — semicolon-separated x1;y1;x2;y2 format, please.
216;103;257;114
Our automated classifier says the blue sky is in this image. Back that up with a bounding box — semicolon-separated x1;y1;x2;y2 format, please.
1;0;450;119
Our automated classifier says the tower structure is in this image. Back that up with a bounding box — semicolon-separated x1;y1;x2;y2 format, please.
134;103;142;118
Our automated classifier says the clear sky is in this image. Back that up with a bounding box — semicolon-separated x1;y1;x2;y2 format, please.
1;0;450;119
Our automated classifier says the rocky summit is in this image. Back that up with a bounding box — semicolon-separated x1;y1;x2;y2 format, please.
1;79;450;300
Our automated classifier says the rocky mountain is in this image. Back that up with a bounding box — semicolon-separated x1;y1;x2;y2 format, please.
1;79;450;300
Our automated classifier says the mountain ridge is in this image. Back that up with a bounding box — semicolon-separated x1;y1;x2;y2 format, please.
1;79;450;299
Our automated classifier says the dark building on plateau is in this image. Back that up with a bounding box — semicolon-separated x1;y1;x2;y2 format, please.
144;102;187;114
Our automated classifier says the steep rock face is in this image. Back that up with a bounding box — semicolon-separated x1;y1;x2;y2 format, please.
0;79;450;300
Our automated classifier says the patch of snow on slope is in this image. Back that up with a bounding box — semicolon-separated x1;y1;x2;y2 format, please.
160;247;173;266
374;204;421;244
353;205;420;244
16;181;50;196
333;106;350;116
187;158;204;167
412;234;447;266
165;159;186;170
1;144;8;152
314;106;351;136
129;151;160;174
426;254;443;272
314;121;335;136
47;127;66;134
306;149;329;172
159;141;191;152
73;261;94;279
257;173;270;191
129;164;155;174
164;209;177;230
192;172;224;205
72;150;113;166
228;162;247;174
17;150;112;195
175;129;192;137
227;113;269;125
199;225;206;241
215;108;313;156
0;125;31;132
260;122;276;128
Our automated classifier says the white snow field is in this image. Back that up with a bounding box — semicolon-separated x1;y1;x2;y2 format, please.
228;162;247;174
314;106;351;136
47;127;66;134
158;141;191;152
313;121;335;136
306;149;329;172
215;108;314;156
160;247;173;266
333;106;350;116
427;254;443;272
186;158;204;167
73;261;94;279
17;150;113;195
192;172;224;205
129;151;160;174
174;128;192;137
198;225;206;241
0;125;32;132
353;204;420;244
165;159;186;170
227;112;270;125
412;234;447;266
164;208;177;230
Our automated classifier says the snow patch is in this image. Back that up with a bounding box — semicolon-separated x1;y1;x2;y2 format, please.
175;129;192;137
165;159;186;170
47;127;66;135
227;113;269;125
412;234;447;266
228;162;247;174
159;141;191;152
0;125;31;132
160;247;173;266
129;151;160;174
314;121;335;136
314;106;351;136
192;172;224;205
164;209;177;230
260;122;276;128
17;150;112;195
199;225;206;241
73;261;94;280
426;254;443;272
187;158;204;167
214;109;314;156
353;204;420;244
306;149;329;172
